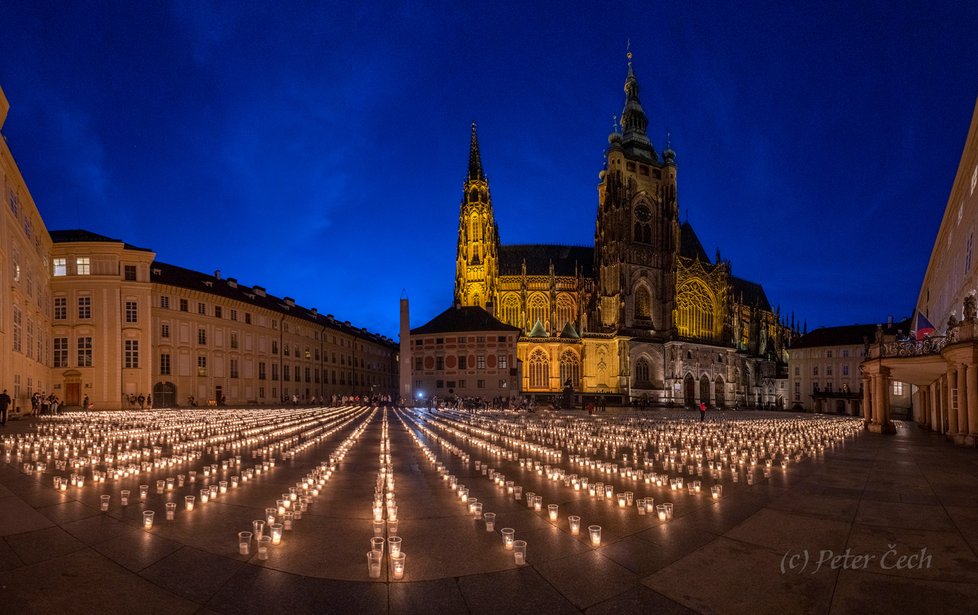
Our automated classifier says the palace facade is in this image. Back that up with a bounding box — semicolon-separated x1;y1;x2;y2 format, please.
453;57;795;406
0;85;397;413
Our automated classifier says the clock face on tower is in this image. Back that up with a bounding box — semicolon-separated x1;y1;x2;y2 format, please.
635;205;651;222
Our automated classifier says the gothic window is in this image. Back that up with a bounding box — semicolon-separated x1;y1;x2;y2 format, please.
559;350;580;388
469;188;479;202
634;286;651;320
527;294;549;333
501;294;521;328
556;295;575;330
676;279;716;340
529;349;549;389
633;222;651;243
635;358;650;384
470;216;481;241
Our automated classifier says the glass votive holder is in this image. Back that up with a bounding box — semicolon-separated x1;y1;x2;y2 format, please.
201;489;210;504
656;504;667;521
711;485;722;499
664;502;674;519
252;519;264;539
178;474;186;487
371;537;385;554
266;507;276;524
484;512;496;532
513;540;527;565
185;495;195;511
220;481;228;494
283;511;294;530
165;502;176;521
156;480;165;494
687;483;696;495
548;504;558;521
391;552;406;580
594;482;604;498
588;525;602;546
617;493;627;507
468;498;479;514
533;495;542;512
139;485;149;500
605;485;614;499
210;485;218;498
258;536;271;560
270;523;283;545
100;495;111;512
472;502;483;519
387;519;398;536
142;510;155;529
120;490;130;506
166;477;175;491
388;506;398;522
189;471;196;483
501;528;515;550
625;491;634;506
239;531;252;555
637;499;647;515
231;476;239;489
373;520;385;537
514;486;522;500
568;515;581;535
388;536;402;557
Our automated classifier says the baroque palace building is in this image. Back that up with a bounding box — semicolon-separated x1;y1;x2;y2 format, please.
453;56;795;406
0;85;397;413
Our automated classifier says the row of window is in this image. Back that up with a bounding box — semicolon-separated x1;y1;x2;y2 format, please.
416;335;508;345
53;296;139;323
796;364;852;377
416;353;507;371
424;379;500;390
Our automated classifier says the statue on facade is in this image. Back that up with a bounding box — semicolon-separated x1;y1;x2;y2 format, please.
948;313;959;330
964;295;976;321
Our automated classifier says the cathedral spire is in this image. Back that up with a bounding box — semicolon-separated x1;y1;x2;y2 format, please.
618;48;656;161
468;122;485;181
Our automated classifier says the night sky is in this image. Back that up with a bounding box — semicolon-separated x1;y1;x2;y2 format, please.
2;2;977;338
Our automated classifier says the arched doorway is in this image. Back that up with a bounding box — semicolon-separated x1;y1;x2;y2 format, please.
700;375;711;406
153;382;177;408
62;370;82;407
714;376;725;408
683;374;695;406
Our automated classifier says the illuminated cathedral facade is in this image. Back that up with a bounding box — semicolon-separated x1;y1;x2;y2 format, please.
453;56;795;407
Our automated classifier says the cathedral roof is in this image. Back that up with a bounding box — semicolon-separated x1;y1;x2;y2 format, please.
558;321;580;339
411;306;520;335
730;276;772;312
679;222;710;263
498;244;594;277
528;319;549;337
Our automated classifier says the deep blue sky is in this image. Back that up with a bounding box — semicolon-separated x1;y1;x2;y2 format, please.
2;2;977;338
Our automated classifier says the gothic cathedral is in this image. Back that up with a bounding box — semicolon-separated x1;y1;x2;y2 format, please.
454;55;795;407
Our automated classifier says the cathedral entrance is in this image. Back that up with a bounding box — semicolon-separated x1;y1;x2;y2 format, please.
714;377;725;408
700;375;711;406
62;371;82;407
683;374;695;407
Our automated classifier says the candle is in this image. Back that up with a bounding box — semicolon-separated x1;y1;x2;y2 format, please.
100;495;111;512
548;504;558;521
568;515;581;535
533;496;542;512
484;512;496;532
501;528;515;550
142;510;155;529
140;485;149;500
388;536;402;557
252;519;264;539
258;536;271;560
165;502;176;521
120;490;130;506
201;489;210;504
391;552;405;580
588;525;601;546
239;531;252;555
185;495;195;511
711;485;722;499
156;480;165;494
371;537;385;554
270;523;283;545
513;540;527;565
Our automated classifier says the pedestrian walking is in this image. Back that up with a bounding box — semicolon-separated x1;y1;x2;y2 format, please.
0;389;10;426
699;401;707;422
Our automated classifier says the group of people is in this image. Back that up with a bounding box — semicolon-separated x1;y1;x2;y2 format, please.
30;392;63;416
125;393;151;409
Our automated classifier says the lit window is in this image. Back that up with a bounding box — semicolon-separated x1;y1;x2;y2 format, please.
53;258;67;276
124;340;139;369
497;353;508;369
76;257;91;275
892;381;904;395
477;355;486;369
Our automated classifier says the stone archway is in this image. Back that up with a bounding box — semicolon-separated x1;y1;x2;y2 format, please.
153;382;177;408
683;373;695;407
714;376;725;408
700;374;711;406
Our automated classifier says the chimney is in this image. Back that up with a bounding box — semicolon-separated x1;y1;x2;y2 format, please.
283;297;295;307
214;269;221;280
310;307;318;315
253;285;266;297
227;277;237;288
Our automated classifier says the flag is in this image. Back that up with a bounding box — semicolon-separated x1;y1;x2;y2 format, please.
914;311;935;341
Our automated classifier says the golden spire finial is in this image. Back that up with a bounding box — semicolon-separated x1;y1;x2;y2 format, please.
626;38;632;61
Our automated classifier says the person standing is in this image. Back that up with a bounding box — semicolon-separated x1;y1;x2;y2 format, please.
699;401;707;422
0;389;10;426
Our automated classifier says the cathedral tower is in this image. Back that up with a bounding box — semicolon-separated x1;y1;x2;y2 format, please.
594;53;679;335
454;123;500;311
